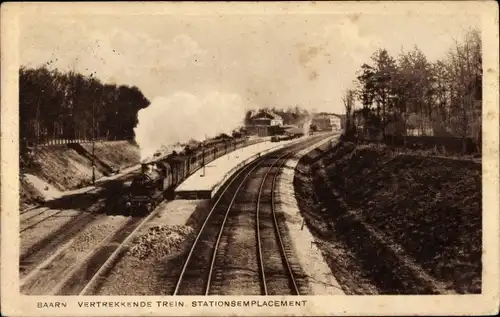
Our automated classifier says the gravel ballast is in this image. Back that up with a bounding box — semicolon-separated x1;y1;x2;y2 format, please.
21;215;128;295
95;200;210;295
129;225;194;260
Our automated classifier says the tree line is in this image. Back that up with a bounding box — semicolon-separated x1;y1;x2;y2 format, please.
20;66;151;150
343;27;482;143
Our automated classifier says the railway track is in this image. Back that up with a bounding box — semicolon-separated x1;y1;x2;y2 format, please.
21;198;155;295
21;134;330;296
20;174;136;288
70;147;271;296
169;153;268;295
21;209;71;233
20;173;133;233
20;142;267;295
67;215;153;295
173;135;329;295
20;207;51;224
256;153;306;295
20;211;102;282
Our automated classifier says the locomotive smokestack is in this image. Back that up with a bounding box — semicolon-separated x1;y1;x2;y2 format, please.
141;163;149;174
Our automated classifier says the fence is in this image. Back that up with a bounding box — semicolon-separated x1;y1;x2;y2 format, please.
354;134;481;155
22;136;136;149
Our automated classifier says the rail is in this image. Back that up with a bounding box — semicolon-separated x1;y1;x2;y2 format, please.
270;155;300;294
173;154;268;295
209;137;306;198
78;213;158;295
255;151;297;295
203;157;268;295
174;135;329;295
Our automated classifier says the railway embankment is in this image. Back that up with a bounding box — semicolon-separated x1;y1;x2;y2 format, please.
294;140;482;294
20;141;141;210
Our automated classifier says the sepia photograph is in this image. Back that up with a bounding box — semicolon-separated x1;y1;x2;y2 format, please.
1;1;499;316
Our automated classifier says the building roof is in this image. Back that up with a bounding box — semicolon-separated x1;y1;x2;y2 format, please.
249;110;283;121
314;112;342;119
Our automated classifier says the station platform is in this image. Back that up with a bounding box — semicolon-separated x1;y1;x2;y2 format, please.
174;138;303;200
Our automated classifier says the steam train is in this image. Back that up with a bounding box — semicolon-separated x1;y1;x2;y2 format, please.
123;135;254;214
271;132;304;142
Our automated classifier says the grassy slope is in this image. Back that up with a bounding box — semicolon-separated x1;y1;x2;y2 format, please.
20;141;140;208
20;175;44;210
79;141;140;171
297;142;481;294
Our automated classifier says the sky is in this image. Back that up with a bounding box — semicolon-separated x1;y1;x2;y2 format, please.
19;6;481;114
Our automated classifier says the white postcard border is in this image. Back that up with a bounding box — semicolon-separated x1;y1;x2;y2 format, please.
1;2;499;316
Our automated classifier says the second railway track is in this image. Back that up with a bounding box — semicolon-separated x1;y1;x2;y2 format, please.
20;173;140;294
255;151;308;295
21;134;331;296
64;146;273;296
173;135;329;295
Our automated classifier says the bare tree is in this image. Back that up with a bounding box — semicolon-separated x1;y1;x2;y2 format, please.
442;28;482;152
350;26;481;152
342;89;356;139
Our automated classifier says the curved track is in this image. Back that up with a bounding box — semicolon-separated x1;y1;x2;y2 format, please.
76;145;272;296
171;154;267;295
255;152;303;295
21;134;330;296
20;174;136;286
173;135;329;295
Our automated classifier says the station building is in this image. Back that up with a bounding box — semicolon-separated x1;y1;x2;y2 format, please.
311;113;342;131
245;110;284;137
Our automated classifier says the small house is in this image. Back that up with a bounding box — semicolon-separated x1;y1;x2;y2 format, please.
245;110;284;136
311;113;342;131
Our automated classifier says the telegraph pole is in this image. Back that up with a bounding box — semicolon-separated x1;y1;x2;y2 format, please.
35;94;41;152
91;81;104;185
201;144;205;177
201;134;207;177
92;99;96;185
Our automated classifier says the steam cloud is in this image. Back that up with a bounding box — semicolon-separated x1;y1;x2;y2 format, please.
302;115;313;136
134;91;247;162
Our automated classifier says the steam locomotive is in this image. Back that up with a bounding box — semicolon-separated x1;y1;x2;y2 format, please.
123;135;255;214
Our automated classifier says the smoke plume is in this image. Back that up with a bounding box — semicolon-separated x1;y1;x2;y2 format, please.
134;91;247;162
302;114;313;136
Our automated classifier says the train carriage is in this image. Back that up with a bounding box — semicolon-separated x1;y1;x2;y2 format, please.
189;155;198;173
123;136;250;215
170;156;187;186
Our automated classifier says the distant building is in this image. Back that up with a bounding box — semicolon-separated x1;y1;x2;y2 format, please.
246;110;284;136
352;109;383;140
311;113;342;131
247;110;283;126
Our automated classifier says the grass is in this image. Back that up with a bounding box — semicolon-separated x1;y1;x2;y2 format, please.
19;141;140;210
297;141;482;294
